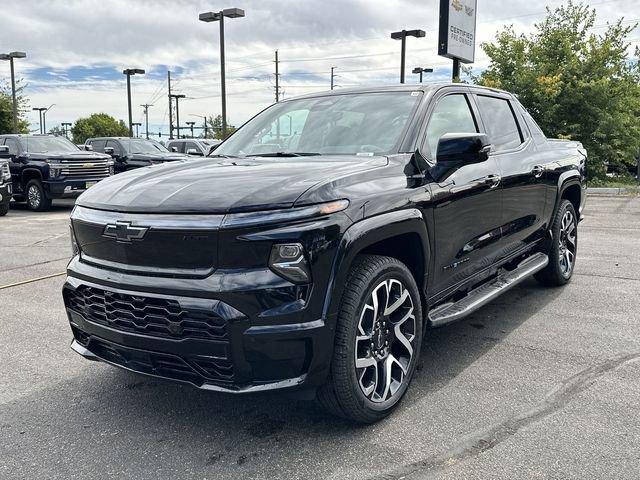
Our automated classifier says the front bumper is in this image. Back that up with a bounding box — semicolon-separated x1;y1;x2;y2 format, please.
63;263;334;394
45;178;105;199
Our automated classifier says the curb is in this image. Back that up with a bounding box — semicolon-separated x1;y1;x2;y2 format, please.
587;187;639;195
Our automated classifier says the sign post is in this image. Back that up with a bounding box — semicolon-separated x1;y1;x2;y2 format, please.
438;0;477;81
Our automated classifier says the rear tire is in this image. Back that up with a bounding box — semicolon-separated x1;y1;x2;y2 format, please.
317;254;422;423
25;179;52;212
535;199;577;286
0;203;8;216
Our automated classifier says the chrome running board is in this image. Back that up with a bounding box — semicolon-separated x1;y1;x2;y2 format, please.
428;252;549;327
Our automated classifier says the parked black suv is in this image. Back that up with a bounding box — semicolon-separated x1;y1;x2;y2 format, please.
85;137;189;173
64;84;586;422
0;135;113;211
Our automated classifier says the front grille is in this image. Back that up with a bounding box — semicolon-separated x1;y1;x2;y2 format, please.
65;285;228;341
56;159;110;180
87;337;235;385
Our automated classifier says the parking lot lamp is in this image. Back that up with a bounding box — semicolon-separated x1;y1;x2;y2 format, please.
390;30;425;83
412;67;433;83
170;94;186;138
132;122;142;137
122;68;145;137
32;107;47;134
61;122;72;138
0;52;26;133
186;121;196;138
199;8;245;139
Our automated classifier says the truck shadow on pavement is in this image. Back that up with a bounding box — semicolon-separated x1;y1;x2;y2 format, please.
1;278;566;478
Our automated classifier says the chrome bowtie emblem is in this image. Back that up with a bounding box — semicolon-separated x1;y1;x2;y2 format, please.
103;221;149;243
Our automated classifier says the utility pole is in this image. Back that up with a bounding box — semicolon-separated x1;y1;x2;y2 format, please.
140;103;152;139
170;94;186;138
167;71;174;139
330;66;336;90
275;50;280;103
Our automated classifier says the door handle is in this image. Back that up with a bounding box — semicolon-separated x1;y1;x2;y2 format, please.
531;165;544;178
484;174;501;189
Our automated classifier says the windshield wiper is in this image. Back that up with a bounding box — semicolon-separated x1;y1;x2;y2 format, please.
250;152;322;157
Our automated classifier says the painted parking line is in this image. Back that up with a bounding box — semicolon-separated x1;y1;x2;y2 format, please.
0;272;66;290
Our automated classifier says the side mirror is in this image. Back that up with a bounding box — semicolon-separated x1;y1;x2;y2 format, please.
84;144;93;151
170;146;178;152
436;133;491;166
186;148;202;156
103;147;115;156
0;145;10;159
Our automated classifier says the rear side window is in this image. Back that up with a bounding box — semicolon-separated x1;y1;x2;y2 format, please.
4;138;19;155
476;95;523;152
169;141;184;153
425;94;478;159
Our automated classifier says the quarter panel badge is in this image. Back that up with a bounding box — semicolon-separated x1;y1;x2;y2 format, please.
103;221;149;243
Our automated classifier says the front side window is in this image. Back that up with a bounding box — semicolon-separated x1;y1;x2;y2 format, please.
476;95;523;152
214;91;421;157
89;139;106;152
4;138;19;156
425;94;478;159
106;140;123;156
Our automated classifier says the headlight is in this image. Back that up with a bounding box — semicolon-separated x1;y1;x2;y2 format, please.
108;163;114;175
269;242;311;284
49;164;62;178
70;223;79;256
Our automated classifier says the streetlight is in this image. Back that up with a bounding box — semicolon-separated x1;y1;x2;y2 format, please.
186;121;196;138
32;107;47;134
390;29;425;83
412;67;433;83
189;114;209;138
132;122;142;137
42;104;55;134
199;7;245;139
169;94;186;138
0;51;27;133
122;68;145;137
61;122;72;138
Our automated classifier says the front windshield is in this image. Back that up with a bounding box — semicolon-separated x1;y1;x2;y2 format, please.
23;136;79;153
214;91;421;157
123;138;169;154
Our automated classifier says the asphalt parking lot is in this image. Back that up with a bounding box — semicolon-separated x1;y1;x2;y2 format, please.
1;195;639;480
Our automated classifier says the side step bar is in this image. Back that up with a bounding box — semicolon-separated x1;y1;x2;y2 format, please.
428;252;549;327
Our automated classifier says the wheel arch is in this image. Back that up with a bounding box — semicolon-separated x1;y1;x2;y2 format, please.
552;172;582;220
322;208;430;323
21;168;43;188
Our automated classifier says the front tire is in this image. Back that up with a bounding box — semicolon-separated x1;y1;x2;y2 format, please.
535;199;577;286
25;179;52;212
317;255;422;423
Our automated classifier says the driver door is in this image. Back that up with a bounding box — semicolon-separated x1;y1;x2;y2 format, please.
423;90;504;299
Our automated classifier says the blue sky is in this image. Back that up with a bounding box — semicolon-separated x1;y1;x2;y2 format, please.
1;0;638;137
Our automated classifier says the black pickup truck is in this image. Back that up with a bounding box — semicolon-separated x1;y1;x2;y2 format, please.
64;84;587;423
0;135;113;211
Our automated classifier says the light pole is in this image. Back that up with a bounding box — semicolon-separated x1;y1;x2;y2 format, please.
42;104;54;134
186;121;196;138
61;122;72;138
199;8;245;139
32;107;47;134
170;94;185;138
0;51;26;133
189;114;209;138
330;66;337;90
412;67;433;83
132;122;142;137
390;29;425;83
122;68;145;137
140;103;152;139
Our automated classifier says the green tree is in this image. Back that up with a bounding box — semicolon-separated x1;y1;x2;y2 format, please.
71;113;129;143
0;80;29;134
204;114;236;140
473;1;640;179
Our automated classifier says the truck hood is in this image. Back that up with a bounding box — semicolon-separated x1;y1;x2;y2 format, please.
26;151;111;161
76;155;388;213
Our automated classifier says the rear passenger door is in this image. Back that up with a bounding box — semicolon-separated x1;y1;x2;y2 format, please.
473;93;547;251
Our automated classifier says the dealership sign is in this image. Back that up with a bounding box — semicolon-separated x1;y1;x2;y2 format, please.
438;0;477;63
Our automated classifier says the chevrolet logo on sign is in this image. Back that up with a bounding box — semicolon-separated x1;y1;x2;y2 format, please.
103;221;149;243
